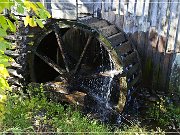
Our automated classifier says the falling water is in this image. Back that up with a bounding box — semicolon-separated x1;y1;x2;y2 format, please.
80;45;124;122
105;53;115;108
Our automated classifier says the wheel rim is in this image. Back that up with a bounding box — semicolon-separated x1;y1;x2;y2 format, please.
29;21;128;113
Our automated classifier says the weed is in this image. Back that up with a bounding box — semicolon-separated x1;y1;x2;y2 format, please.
147;96;180;127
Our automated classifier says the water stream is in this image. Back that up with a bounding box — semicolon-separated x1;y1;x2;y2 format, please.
79;47;141;124
80;45;123;122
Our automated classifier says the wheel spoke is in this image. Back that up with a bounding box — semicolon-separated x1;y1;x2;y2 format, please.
74;36;93;74
54;29;70;72
56;48;60;65
34;50;66;75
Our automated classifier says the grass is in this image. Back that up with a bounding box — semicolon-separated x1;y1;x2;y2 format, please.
0;86;109;133
0;85;170;134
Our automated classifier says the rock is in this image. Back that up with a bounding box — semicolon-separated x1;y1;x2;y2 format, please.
43;81;87;106
7;77;21;86
10;61;22;68
147;94;160;102
61;91;86;106
7;68;23;78
5;50;19;58
43;81;69;94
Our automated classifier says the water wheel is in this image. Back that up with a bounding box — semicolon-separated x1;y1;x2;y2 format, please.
6;17;141;116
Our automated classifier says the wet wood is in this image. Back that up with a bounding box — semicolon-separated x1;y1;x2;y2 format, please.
55;29;70;72
108;32;126;47
127;63;139;78
128;73;141;89
123;51;138;67
116;41;132;54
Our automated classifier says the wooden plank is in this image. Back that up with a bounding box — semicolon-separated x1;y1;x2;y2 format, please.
119;0;125;16
108;32;126;46
165;1;179;52
104;0;111;12
135;0;144;16
127;63;140;78
123;51;138;67
111;0;116;11
127;73;141;89
173;3;180;53
156;1;179;92
116;41;133;54
150;0;158;27
165;53;174;91
136;0;150;83
137;32;147;60
132;0;137;33
159;53;173;92
118;0;121;16
127;0;135;14
122;0;128;31
151;0;168;91
99;25;119;37
141;0;158;90
142;31;153;88
89;20;109;29
169;53;180;92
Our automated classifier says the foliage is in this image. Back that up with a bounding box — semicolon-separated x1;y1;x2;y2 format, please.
0;0;51;122
0;84;167;134
0;0;51;28
0;85;110;133
148;97;180;127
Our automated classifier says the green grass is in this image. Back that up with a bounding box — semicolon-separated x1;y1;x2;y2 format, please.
0;85;168;134
0;87;109;133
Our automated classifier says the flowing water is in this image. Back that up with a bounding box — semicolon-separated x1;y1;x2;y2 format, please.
80;45;125;122
79;45;141;124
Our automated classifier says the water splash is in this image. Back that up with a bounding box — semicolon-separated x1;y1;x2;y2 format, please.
79;47;124;122
105;53;115;108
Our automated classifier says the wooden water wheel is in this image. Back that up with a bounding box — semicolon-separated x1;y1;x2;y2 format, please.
6;17;141;113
